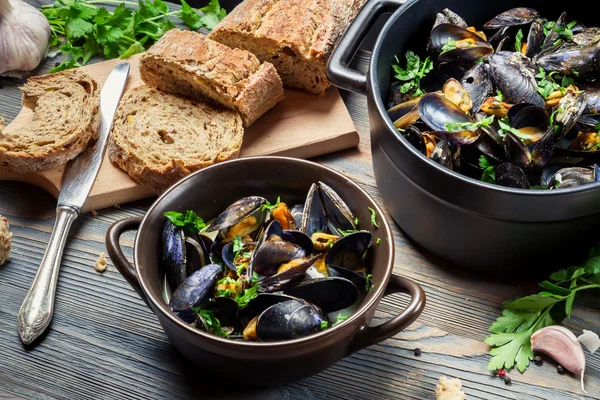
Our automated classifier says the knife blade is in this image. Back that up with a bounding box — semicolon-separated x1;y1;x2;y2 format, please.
17;63;130;345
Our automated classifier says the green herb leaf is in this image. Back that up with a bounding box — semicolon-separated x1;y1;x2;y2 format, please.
261;196;281;212
514;29;524;53
391;51;433;98
195;309;229;338
332;313;349;327
368;207;379;228
478;155;496;184
445;114;495;133
320;320;329;330
441;39;457;53
164;210;207;233
338;228;359;237
376;238;381;245
236;285;259;308
198;0;227;30
365;273;373;292
496;90;504;102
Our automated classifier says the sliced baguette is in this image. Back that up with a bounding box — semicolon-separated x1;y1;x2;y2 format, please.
108;86;244;194
208;0;368;95
0;215;11;266
0;70;99;172
140;29;284;127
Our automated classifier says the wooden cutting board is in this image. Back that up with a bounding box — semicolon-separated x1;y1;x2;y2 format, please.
0;54;359;212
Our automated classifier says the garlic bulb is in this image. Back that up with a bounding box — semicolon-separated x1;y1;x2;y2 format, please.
0;0;50;76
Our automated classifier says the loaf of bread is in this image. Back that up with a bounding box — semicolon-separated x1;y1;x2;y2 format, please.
208;0;368;95
0;215;12;266
108;86;244;194
140;29;284;127
435;376;466;400
0;70;99;172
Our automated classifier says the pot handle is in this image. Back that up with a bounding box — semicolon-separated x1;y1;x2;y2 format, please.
347;274;425;354
327;0;406;95
105;217;150;308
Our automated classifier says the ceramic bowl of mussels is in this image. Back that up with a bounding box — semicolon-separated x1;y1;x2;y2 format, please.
105;156;425;385
328;0;600;275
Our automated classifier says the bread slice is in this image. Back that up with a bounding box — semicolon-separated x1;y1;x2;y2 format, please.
140;29;284;127
208;0;368;95
108;86;244;194
0;215;12;266
0;70;99;172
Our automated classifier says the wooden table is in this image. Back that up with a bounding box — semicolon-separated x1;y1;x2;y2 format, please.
0;4;599;400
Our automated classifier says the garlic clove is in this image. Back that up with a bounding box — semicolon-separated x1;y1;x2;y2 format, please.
578;329;600;354
531;325;587;393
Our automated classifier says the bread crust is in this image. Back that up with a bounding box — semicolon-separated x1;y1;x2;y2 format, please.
140;29;284;127
208;0;367;94
0;70;99;173
108;86;244;194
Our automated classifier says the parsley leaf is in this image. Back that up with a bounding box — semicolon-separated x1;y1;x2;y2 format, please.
514;29;524;53
195;309;229;338
261;196;281;212
368;207;379;228
391;51;433;98
497;118;530;140
332;313;350;327
365;273;373;292
232;235;245;260
441;39;457;53
445;115;495;132
376;238;381;245
478;155;496;184
164;210;206;233
235;285;259;308
338;228;359;237
320;320;329;330
496;90;504;102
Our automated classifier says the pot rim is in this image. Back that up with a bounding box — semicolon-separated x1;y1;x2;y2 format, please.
133;156;395;350
369;0;600;198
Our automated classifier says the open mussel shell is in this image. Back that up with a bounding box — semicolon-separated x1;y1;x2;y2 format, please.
255;299;327;341
431;130;480;145
461;63;493;113
325;231;372;272
402;125;426;154
505;131;531;171
387;97;420;123
162;221;187;290
430;24;493;60
283;277;359;314
184;236;209;276
258;254;320;293
208;196;267;233
169;263;222;312
555;94;588;139
525;19;545;58
209;296;240;329
484;7;539;29
573;27;600;46
327;265;368;291
542;11;567;50
530;127;558;170
301;183;327;237
432;8;468;30
509;104;548;130
281;230;314;255
430;140;454;170
290;204;304;229
549;167;595;189
495;162;530;189
221;240;255;271
536;41;600;76
238;293;296;328
319;181;356;233
251;232;306;277
418;92;473;132
488;54;545;107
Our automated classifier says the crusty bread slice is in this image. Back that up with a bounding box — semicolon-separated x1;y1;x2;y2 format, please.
208;0;367;95
108;85;244;194
0;70;99;172
0;215;12;266
140;29;284;127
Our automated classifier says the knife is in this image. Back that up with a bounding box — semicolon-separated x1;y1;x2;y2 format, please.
17;62;130;345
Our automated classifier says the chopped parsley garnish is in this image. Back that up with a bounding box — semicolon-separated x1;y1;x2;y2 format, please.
252;271;260;284
235;284;259;308
194;309;229;338
354;217;359;226
478;155;496;184
320;320;329;330
496;90;504;102
164;210;206;233
392;51;434;98
365;273;373;292
332;313;350;327
535;67;562;99
232;235;244;258
261;196;281;212
497;118;530;141
338;228;359;237
444;114;495;132
514;29;524;53
368;207;379;228
376;238;381;245
215;288;233;297
217;276;237;286
236;263;247;277
441;39;457;53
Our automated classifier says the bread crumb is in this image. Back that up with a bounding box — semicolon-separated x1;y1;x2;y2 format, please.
90;210;98;216
0;215;12;266
95;252;108;273
435;376;465;400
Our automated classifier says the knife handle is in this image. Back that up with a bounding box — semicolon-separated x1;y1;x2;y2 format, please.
17;206;78;345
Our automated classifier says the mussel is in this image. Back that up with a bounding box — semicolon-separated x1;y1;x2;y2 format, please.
461;63;494;112
495;162;530;189
484;7;540;29
488;54;545;107
430;24;493;64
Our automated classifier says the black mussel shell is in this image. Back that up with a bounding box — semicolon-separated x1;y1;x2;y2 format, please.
431;130;480;145
162;221;187;290
281;230;314;255
256;299;327;341
238;293;296;328
387;98;420;123
488;26;510;47
251;228;307;277
185;235;211;276
418;92;473;132
325;231;372;272
572;23;587;34
258;254;320;293
470;133;506;162
209;196;267;232
430;24;492;55
495;163;530;189
483;7;539;29
549;167;595;189
170;264;222;312
438;62;467;81
431;139;454;170
433;8;468;30
319;181;357;234
573;27;600;46
461;63;493;113
505;131;532;171
290;204;304;229
209;296;240;328
386;81;406;109
327;265;368;291
526;19;545;58
301;183;327;237
555;94;588;139
221;240;254;271
530;127;558;170
403;125;426;154
283;277;359;314
536;41;600;76
488;54;545;107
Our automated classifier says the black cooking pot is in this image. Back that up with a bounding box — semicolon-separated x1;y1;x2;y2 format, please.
328;0;600;276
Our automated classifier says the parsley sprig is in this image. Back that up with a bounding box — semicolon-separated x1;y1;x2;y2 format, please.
41;0;226;72
445;115;495;132
484;244;600;372
544;19;577;45
368;207;379;228
514;29;524;53
261;196;281;212
478;155;496;184
193;308;229;338
440;39;457;53
164;210;206;233
392;51;433;98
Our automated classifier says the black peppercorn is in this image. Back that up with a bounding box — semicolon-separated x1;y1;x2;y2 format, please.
534;355;543;366
413;348;422;357
504;376;512;385
557;365;565;374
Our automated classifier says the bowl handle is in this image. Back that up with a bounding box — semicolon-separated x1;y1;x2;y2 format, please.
105;217;151;308
347;274;425;354
327;0;406;95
